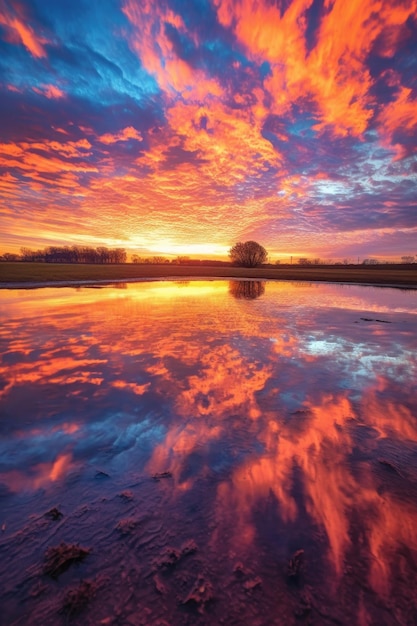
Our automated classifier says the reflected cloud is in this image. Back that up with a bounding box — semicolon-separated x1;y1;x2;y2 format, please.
0;281;417;622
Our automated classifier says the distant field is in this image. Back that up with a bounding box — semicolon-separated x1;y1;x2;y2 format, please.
1;262;417;287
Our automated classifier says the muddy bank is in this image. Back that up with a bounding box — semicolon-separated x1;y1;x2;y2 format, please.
1;261;417;288
2;455;417;626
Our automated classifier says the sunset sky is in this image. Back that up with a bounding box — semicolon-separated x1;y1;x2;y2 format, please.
0;0;416;261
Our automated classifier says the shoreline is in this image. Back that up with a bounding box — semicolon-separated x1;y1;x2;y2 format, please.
1;262;417;290
1;276;417;291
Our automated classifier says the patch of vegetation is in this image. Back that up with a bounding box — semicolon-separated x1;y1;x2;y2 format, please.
43;542;90;579
61;580;96;618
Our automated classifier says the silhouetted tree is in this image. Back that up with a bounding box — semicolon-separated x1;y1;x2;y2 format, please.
1;252;19;261
173;255;191;265
97;246;110;263
229;241;268;267
15;244;127;264
113;248;127;263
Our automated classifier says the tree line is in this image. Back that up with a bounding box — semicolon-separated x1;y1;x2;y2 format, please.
3;245;128;264
1;241;415;266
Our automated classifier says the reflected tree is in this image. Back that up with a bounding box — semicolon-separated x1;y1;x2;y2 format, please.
229;281;266;299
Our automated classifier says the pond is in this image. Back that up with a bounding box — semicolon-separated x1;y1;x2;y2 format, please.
0;280;417;625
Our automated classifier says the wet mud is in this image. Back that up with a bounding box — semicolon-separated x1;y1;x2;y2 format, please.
1;281;417;624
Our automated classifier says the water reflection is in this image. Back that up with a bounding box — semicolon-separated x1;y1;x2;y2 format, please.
229;280;265;299
0;281;416;625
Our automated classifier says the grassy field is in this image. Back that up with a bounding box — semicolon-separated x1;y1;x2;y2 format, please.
1;262;417;287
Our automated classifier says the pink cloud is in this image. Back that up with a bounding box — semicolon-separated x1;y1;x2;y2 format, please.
33;84;65;99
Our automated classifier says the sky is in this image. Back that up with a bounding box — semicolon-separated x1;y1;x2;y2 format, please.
0;0;416;261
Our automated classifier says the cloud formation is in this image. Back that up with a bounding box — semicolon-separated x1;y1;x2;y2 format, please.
0;0;416;259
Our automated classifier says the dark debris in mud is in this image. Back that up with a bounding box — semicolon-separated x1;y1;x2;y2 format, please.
29;580;48;598
43;542;90;579
294;590;312;619
155;539;197;570
233;561;248;577
242;576;262;593
360;317;391;324
377;458;404;477
152;471;173;481
61;580;96;618
153;574;167;595
95;470;110;479
182;575;214;613
287;549;305;583
45;507;63;521
118;490;134;501
116;517;138;535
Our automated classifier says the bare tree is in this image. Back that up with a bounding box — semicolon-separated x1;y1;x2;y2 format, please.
229;241;268;267
1;252;19;261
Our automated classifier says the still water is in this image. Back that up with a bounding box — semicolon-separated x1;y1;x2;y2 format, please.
0;280;416;625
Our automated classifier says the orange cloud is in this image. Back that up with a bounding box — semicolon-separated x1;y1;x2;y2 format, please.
99;126;143;144
122;0;222;99
112;380;150;395
214;0;417;139
0;0;49;58
0;138;96;181
377;86;417;159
